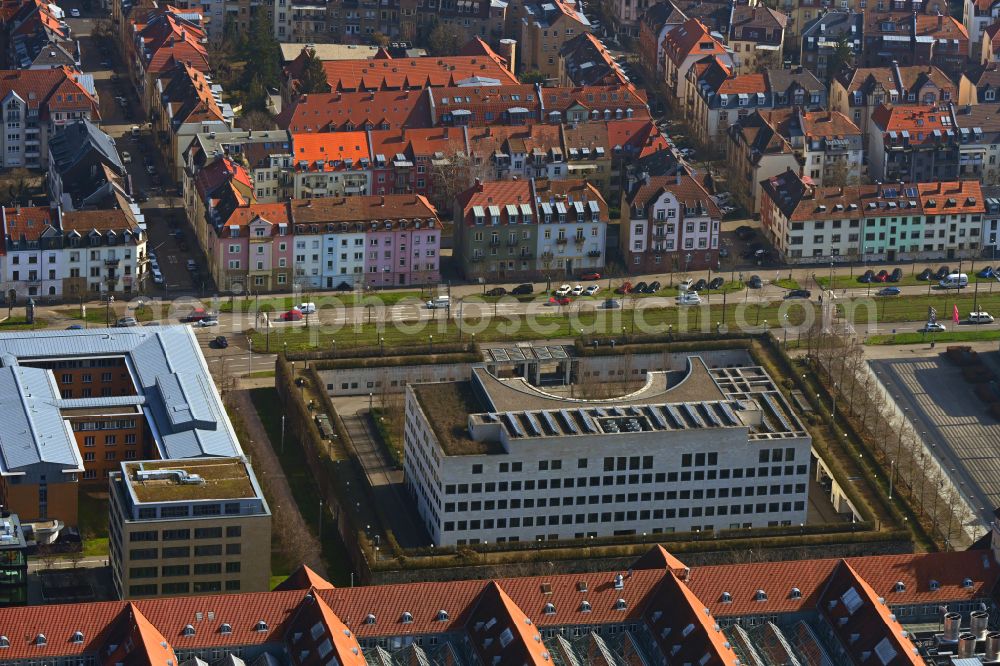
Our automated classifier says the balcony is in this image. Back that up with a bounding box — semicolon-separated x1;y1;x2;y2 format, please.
588;250;602;258
574;237;585;244
507;239;520;246
556;238;568;245
489;238;501;246
470;255;484;262
105;258;120;267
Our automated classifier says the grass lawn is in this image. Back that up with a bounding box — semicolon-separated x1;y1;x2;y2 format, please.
220;291;425;313
838;291;1000;326
83;537;109;557
0;316;47;330
250;387;352;586
773;278;801;290
250;370;276;379
59;305;155;325
868;329;1000;345
78;491;109;540
816;271;999;290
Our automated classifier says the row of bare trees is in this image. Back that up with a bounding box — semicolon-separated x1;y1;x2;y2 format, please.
800;327;978;548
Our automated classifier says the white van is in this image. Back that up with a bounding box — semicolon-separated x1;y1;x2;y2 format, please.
939;273;969;288
426;295;450;309
968;311;994;324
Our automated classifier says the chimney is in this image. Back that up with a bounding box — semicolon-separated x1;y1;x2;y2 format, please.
475;178;484;191
937;11;942;29
380;195;385;206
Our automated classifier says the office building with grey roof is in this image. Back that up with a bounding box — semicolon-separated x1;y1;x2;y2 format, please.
404;355;811;546
0;325;242;528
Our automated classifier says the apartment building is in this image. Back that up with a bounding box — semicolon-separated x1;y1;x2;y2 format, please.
799;11;863;82
0;67;99;169
109;458;270;599
3;541;1000;666
753;108;863;187
5;0;79;70
760;169;985;262
861;11;968;80
958;63;1000;104
868;104;960;182
518;0;591;83
127;8;210;117
727;4;787;75
454;177;607;280
831;64;956;140
291;132;372;199
685;58;763;146
965;0;1000;58
277;89;433;133
1;205;147;300
47;118;129;212
405;357;811;546
638;0;688;77
621;173;720;273
662;18;732;109
727;114;799;214
0;325;244;527
559;32;630;87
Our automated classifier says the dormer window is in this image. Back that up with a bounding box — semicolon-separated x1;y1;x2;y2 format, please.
437;610;449;621
364;614;376;625
893;581;905;592
36;634;46;646
614;598;627;611
580;600;592;612
255;620;268;632
401;612;413;624
929;580;940;591
986;90;996;102
963;578;974;588
790;587;802;599
543;603;556;615
71;631;84;644
220;624;232;635
182;625;195;637
755;590;767;602
721;592;732;603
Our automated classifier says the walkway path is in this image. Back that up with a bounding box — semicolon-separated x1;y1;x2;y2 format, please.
231;388;328;578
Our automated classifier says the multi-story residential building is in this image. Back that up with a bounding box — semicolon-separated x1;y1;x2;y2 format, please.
369;127;470;203
291;132;372;199
949;103;1000;184
760;169;985;262
1;205;147;300
405;357;810;546
454;178;607;280
561;123;613;195
983;185;1000;253
47;119;129;212
0;67;99;169
868;104;960;182
769;108;864;186
662;18;732;109
965;0;1000;60
607;0;652;37
983;22;1000;63
109;457;270;599
727;113;800;213
559;32;630;87
154;62;233;180
958;63;1000;103
278;89;433;133
182;129;293;208
518;0;591;83
638;0;689;77
766;66;827;109
127;8;210;117
0;325;244;527
727;4;787;75
861;11;969;80
621;174;720;273
413;0;508;46
799;11;863;82
686;57;761;146
831;63;955;140
5;0;79;70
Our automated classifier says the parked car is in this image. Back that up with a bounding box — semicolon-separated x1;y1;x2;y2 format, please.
571;284;585;296
678;278;694;291
67;324;83;330
876;270;890;282
676;291;702;305
298;302;316;314
584;285;600;296
580;272;601;280
709;277;725;290
648;281;661;292
979;266;995;279
116;316;138;327
693;279;707;291
485;287;507;297
213;335;228;348
735;226;755;241
939;273;969;289
935;266;951;280
70;8;80;16
858;270;875;283
601;298;621;309
968;311;995;324
920;322;947;332
784;289;811;299
195;317;219;327
634;281;648;293
615;281;633;294
280;309;304;321
889;268;903;282
426;296;450;309
548;296;571;306
555;283;572;297
876;287;901;296
917;268;933;281
151;268;163;284
748;275;762;289
186;259;198;271
511;283;533;295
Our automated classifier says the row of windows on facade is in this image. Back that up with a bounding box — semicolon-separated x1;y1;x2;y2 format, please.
788;216;980;231
443;483;808;512
441;500;807;531
8;249;132;264
129;561;242;577
72;417;136;430
442;465;809;496
82;450;137;462
62;387;132;399
11;265;132;281
129;579;241;595
455;521;798;545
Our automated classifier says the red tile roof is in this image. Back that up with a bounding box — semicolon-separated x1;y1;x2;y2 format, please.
0;67;99;119
276;565;337;591
277;89;431;132
287;593;366;666
430;84;541;125
466;582;550;665
870;104;952;144
2;205;55;241
646;571;741;666
291;132;370;171
605;119;670;157
320;55;518;92
718;73;767;95
664;18;728;67
288;194;440;229
627;174;721;218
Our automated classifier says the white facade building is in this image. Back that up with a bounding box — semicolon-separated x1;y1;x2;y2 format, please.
404;358;812;547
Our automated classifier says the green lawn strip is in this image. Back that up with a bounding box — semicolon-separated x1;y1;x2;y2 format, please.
220;291;425;313
816;271;999;290
249;387;352;586
868;329;1000;345
0;316;46;330
773;278;801;290
58;306;155;324
78;491;109;540
840;291;1000;326
83;538;109;557
369;408;403;468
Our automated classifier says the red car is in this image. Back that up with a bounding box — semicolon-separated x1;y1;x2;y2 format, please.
876;270;889;282
280;308;303;321
548;296;572;306
580;272;602;280
615;281;633;294
184;307;210;322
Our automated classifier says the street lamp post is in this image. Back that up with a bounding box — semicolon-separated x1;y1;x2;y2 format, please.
246;336;253;376
889;459;895;500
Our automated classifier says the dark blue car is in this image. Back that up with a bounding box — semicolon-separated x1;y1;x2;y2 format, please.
877;287;901;296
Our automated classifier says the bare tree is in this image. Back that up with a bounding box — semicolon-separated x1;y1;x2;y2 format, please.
427;152;494;215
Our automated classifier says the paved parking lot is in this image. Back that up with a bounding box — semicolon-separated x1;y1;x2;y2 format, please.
871;353;1000;526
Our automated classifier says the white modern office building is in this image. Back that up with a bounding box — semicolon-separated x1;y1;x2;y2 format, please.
404;355;812;546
